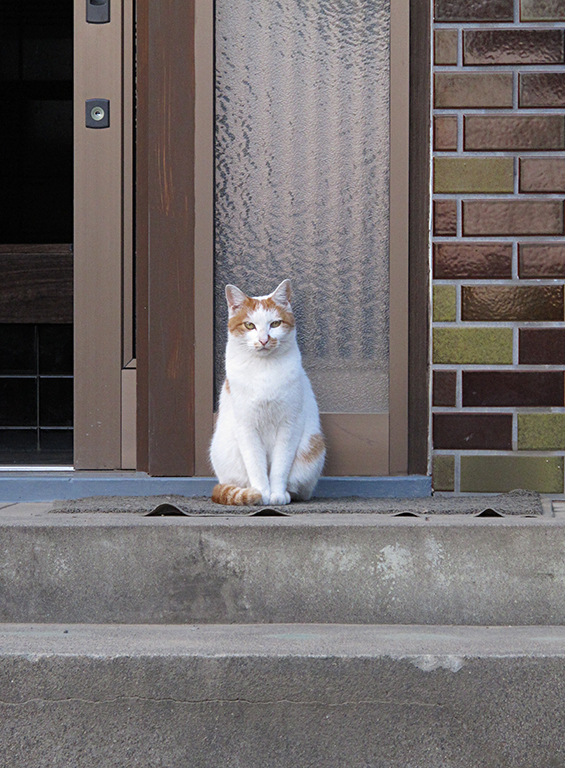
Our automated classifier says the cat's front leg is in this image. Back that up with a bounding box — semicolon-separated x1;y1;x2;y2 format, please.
236;426;271;504
269;426;300;505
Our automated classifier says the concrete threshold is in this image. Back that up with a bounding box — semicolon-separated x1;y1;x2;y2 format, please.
1;623;564;767
1;506;564;625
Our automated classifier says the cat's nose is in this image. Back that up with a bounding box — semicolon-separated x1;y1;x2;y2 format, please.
259;337;269;346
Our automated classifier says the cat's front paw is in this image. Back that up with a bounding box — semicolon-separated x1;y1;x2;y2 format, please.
259;489;271;505
269;491;291;505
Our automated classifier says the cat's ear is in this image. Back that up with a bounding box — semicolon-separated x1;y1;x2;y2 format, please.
271;279;292;308
225;284;248;316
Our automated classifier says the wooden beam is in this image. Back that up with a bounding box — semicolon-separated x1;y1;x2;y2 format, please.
136;0;196;476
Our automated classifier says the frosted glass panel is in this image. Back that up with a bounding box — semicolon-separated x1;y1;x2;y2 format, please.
215;0;390;413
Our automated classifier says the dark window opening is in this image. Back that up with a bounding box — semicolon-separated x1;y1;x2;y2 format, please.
0;324;73;465
0;0;73;466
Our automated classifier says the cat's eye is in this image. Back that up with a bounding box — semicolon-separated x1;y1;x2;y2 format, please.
270;320;282;328
244;321;255;330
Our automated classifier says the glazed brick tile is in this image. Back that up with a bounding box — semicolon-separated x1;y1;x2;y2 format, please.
464;29;564;65
433;200;457;236
434;158;513;194
465;116;565;151
435;29;458;65
462;371;564;407
434;73;513;109
460;455;564;493
462;285;564;321
463;200;564;236
520;158;565;193
434;328;513;364
520;73;565;108
434;243;512;279
435;0;514;22
519;244;565;278
434;413;512;450
433;285;457;322
519;328;565;364
433;370;457;406
521;0;565;20
434;116;458;151
518;413;565;450
432;455;455;492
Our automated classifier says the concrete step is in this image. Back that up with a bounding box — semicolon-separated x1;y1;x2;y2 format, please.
0;623;564;767
1;505;564;625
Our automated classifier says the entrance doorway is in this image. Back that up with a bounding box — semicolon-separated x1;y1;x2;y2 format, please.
0;0;74;466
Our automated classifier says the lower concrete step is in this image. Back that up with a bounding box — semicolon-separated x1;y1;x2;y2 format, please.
0;623;564;767
1;506;565;625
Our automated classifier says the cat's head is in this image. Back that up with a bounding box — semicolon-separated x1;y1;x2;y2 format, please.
225;279;296;355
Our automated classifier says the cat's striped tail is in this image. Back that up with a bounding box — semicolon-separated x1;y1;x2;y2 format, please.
212;484;263;506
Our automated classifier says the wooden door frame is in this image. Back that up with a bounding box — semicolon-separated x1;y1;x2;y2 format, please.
135;0;430;477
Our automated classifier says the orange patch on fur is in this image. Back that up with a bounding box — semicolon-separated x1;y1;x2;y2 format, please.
224;379;230;394
212;483;262;506
298;433;325;464
228;296;295;335
261;297;296;328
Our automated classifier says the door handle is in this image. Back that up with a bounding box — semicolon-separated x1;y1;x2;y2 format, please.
86;0;110;23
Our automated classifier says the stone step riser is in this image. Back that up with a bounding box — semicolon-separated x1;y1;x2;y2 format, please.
0;623;563;768
1;515;564;625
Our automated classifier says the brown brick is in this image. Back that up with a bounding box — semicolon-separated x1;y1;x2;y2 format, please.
433;243;512;279
435;73;513;108
519;243;565;277
433;371;457;406
434;29;458;65
433;413;512;450
520;329;565;364
521;0;565;21
464;29;564;65
463;200;564;236
463;371;564;407
465;115;565;151
434;200;457;236
434;116;458;151
462;285;564;321
520;158;565;193
435;0;514;21
520;73;565;107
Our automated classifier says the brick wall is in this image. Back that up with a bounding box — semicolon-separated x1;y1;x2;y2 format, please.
431;0;565;493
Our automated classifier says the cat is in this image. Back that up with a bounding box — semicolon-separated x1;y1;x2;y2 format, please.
210;279;325;505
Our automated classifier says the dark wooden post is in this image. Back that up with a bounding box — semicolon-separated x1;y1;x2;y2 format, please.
136;0;196;475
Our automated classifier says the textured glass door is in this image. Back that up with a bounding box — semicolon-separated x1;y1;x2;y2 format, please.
194;0;409;476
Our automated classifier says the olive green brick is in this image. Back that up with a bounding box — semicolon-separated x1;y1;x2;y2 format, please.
521;0;565;20
433;285;457;322
461;455;564;494
434;158;514;194
433;327;513;364
518;414;565;450
433;455;455;492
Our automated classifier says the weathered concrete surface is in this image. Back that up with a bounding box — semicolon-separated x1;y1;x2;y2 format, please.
1;508;565;625
0;623;564;768
49;488;543;515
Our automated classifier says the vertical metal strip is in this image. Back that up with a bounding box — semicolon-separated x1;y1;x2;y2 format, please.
74;0;123;468
122;0;134;367
389;0;410;475
194;0;215;476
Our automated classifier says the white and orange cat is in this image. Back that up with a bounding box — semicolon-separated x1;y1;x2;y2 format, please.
210;279;325;505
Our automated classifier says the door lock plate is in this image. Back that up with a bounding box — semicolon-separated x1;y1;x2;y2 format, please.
85;99;110;129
